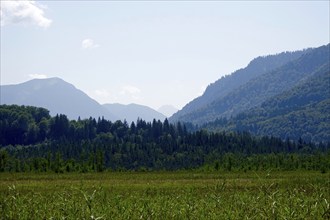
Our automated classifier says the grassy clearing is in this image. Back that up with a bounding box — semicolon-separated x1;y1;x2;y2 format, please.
0;171;329;219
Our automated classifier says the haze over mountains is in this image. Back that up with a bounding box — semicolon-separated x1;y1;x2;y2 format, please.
0;78;167;122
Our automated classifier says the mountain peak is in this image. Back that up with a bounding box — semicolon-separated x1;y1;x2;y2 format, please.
1;77;116;120
28;77;70;86
103;103;166;123
158;105;178;117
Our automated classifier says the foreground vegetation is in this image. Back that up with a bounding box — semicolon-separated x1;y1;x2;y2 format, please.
1;105;329;219
0;171;329;219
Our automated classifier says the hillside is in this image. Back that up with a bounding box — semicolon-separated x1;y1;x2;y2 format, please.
170;48;311;122
0;77;116;120
205;62;330;142
171;44;329;125
103;103;166;123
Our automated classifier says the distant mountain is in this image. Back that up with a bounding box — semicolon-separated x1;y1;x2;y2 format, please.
157;105;178;117
0;77;116;120
170;48;312;123
103;103;166;123
205;61;330;142
170;45;328;125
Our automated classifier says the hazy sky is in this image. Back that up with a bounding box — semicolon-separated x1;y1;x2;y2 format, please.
1;1;329;110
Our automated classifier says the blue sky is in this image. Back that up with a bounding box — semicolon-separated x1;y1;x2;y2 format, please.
1;1;329;110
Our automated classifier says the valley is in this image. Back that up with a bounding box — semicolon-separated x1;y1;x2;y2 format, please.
1;1;329;219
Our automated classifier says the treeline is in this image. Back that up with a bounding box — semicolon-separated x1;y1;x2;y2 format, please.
0;105;329;172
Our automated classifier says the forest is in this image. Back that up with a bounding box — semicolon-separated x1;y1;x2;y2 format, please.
0;105;329;173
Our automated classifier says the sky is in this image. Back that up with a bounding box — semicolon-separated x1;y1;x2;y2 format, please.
1;1;329;110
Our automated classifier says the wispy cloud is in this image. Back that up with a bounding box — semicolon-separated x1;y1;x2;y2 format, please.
1;0;52;28
120;85;141;100
94;89;110;98
88;89;114;104
28;74;48;79
82;38;100;49
90;85;142;104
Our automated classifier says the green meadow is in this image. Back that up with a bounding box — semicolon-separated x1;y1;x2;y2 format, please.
0;171;329;219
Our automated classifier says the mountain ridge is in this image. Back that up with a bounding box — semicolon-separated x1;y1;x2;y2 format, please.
103;103;166;123
204;62;330;142
0;77;168;122
170;45;329;125
170;48;312;122
1;77;117;120
157;105;178;117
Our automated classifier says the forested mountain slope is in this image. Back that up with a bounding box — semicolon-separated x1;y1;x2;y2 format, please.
170;48;311;122
0;78;116;120
172;44;329;125
204;61;330;142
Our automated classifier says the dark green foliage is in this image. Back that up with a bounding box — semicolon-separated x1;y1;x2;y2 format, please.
0;105;329;172
0;105;51;145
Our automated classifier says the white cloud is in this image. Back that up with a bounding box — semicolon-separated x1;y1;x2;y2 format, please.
28;73;48;79
88;85;142;105
120;85;141;95
82;38;100;49
88;89;112;104
120;85;141;100
94;89;110;98
1;0;52;28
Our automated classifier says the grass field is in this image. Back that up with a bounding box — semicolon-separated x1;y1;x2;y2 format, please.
0;171;329;219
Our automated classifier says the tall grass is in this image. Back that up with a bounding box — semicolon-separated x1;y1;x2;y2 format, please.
0;171;329;219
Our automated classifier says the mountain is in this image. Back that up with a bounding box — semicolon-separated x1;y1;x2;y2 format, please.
205;61;330;142
157;105;178;117
170;48;312;123
103;103;166;123
170;45;328;125
0;77;116;120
